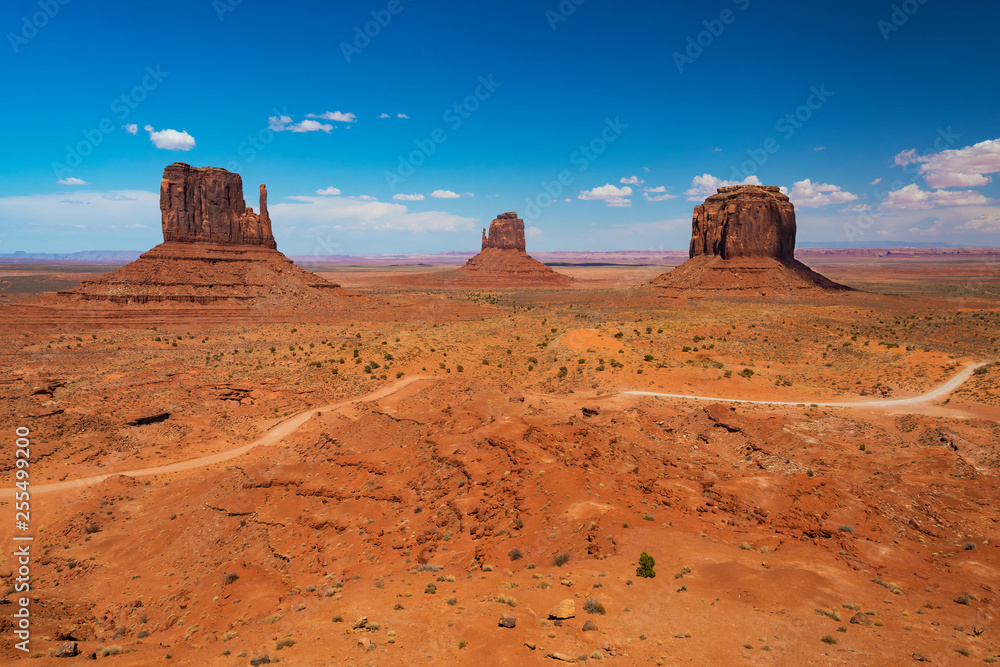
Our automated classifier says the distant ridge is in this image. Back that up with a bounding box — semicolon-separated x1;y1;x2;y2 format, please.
2;246;996;265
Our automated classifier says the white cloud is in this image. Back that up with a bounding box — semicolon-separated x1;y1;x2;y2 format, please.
143;125;196;151
684;173;762;200
642;186;676;202
0;190;161;248
356;195;377;201
430;190;461;199
123;124;138;135
960;212;1000;233
315;187;341;196
397;113;409;119
842;204;871;213
789;179;859;208
271;194;475;233
814;146;826;151
579;184;633;207
620;175;645;185
378;113;391;119
267;115;333;133
392;193;425;201
882;183;995;210
871;177;882;185
526;226;543;238
894;138;1000;188
57;177;87;185
306;111;357;123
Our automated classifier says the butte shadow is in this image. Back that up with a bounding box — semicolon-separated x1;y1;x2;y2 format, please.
55;163;354;311
396;212;573;288
651;185;852;297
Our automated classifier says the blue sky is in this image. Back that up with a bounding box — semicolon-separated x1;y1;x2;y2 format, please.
2;0;999;254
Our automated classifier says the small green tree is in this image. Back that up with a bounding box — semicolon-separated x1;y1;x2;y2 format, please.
636;551;656;578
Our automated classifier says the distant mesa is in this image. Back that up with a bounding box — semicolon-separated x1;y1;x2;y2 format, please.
652;185;849;295
459;212;571;284
59;163;346;307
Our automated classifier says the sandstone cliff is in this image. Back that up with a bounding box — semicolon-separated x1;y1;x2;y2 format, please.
160;162;276;248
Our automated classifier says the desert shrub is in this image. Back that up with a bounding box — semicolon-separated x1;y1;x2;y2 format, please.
740;368;755;379
552;552;571;567
837;525;854;533
738;542;752;550
636;551;656;579
223;571;239;585
495;594;517;607
446;597;457;606
424;582;437;594
508;548;523;561
583;597;606;615
820;635;837;645
276;637;295;650
100;646;123;656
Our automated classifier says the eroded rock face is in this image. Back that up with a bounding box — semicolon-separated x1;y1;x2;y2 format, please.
160;162;276;248
482;212;526;252
689;185;795;261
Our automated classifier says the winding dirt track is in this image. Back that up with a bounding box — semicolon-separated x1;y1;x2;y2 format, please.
625;361;990;407
3;362;988;499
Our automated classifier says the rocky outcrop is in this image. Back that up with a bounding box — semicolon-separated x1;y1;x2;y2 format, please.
451;212;570;285
653;185;849;295
481;212;526;251
57;164;348;308
160;162;276;248
690;185;795;261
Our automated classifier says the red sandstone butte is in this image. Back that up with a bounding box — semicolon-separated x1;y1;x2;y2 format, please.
653;185;848;295
460;212;571;284
57;163;344;307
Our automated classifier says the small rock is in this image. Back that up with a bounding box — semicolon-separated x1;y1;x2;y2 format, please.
250;655;271;667
582;620;599;632
498;616;516;628
548;599;576;619
548;652;577;663
525;641;537;650
581;407;599;417
358;637;371;649
560;578;574;587
53;641;79;658
351;616;368;630
849;612;872;626
553;619;563;627
911;653;928;662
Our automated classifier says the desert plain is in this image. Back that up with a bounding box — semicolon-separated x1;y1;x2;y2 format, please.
0;250;999;666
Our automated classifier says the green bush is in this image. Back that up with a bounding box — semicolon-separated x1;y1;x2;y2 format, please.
636;551;656;578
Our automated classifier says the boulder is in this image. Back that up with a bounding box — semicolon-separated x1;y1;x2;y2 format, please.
548;599;576;619
498;615;517;628
53;641;79;658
